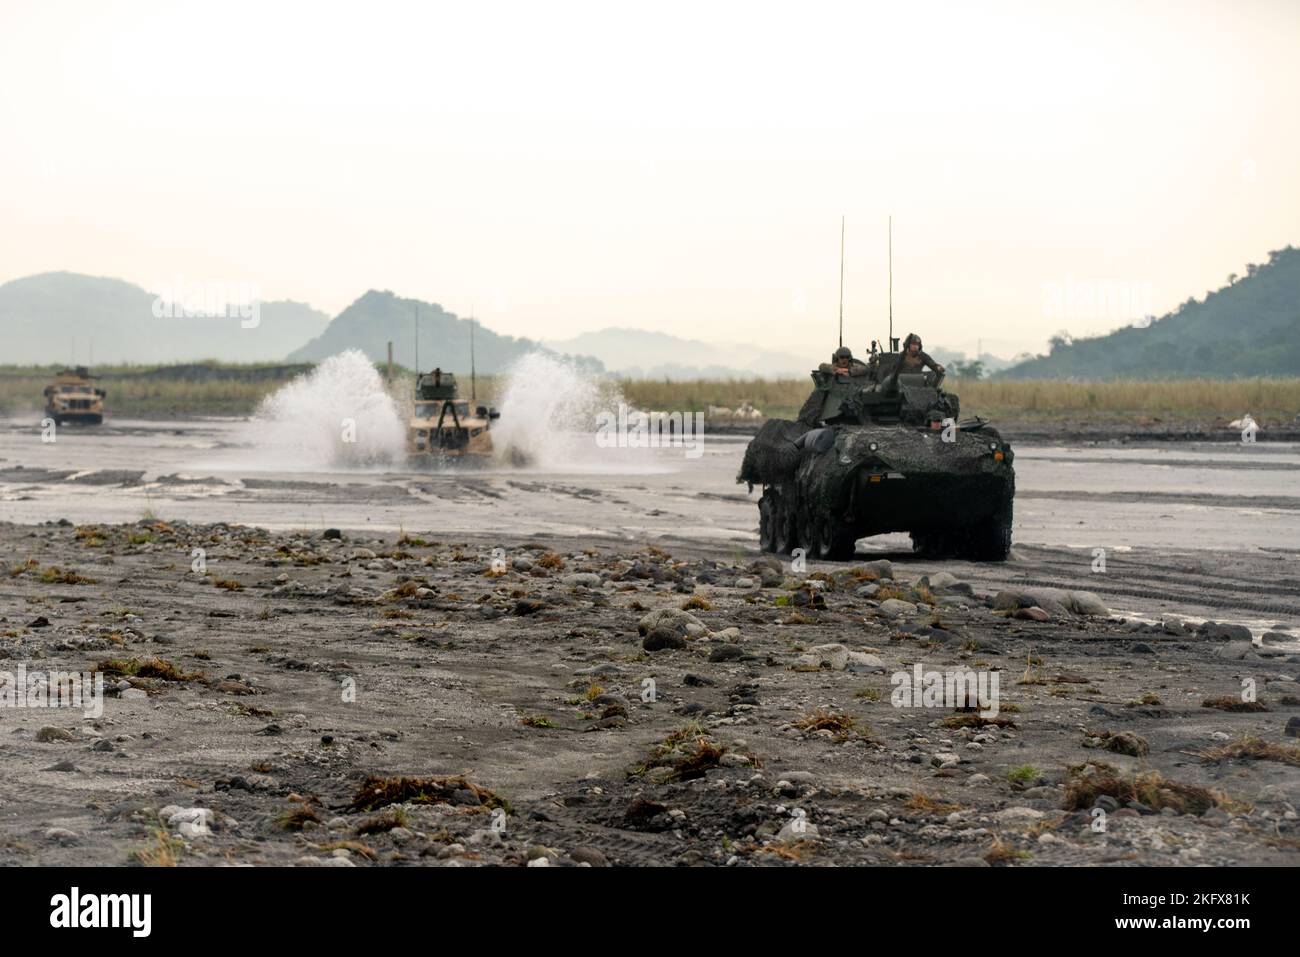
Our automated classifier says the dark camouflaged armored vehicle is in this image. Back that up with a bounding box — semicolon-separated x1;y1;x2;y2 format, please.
738;350;1015;560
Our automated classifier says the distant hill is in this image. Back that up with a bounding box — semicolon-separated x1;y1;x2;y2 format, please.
542;327;818;379
0;272;330;364
1001;246;1300;379
287;290;601;374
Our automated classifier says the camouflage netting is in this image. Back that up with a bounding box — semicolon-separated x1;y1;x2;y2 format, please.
737;418;808;488
797;388;825;427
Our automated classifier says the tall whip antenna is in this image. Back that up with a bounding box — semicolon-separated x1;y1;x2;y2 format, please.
888;216;893;350
838;215;845;349
413;302;419;379
469;307;477;403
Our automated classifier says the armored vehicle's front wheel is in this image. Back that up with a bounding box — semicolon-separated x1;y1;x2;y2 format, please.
758;487;796;555
962;515;1012;561
758;491;776;552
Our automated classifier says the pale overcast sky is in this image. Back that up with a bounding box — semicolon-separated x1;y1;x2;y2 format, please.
1;0;1297;361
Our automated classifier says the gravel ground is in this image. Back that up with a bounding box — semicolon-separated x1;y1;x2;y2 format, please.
1;519;1297;867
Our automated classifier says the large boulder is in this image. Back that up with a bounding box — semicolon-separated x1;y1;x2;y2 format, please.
638;608;705;651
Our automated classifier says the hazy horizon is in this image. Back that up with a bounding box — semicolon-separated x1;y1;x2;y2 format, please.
2;0;1297;360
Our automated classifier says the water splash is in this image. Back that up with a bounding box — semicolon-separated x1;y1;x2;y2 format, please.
249;350;405;468
491;352;627;470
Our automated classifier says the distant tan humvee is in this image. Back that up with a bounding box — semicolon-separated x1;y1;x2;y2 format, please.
43;367;106;425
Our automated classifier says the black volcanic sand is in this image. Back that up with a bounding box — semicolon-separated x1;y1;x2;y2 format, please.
1;520;1297;867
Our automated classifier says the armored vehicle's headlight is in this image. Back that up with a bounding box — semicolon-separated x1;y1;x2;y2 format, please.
989;442;998;451
868;441;879;452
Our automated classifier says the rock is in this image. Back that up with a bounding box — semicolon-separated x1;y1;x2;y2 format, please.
855;583;880;599
570;847;609;867
638;608;703;651
36;726;74;743
708;645;745;662
806;644;849;671
512;557;535;572
44;827;79;845
846;651;886;673
1130;642;1156;654
857;560;893;580
878;598;918;617
733;577;757;590
1286;716;1300;738
1014;606;1051;622
321;528;343;540
166;807;214;828
919;571;959;591
1067;591;1109;616
776;820;820;842
995;807;1044;823
562;573;603;588
1200;622;1253;642
388;827;414;844
1103;731;1149;757
177;820;210;839
1261;631;1293;645
994;588;1070;618
120;688;148;701
1216;642;1256;660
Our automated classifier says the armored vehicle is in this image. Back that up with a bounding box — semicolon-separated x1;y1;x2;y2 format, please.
407;368;500;463
738;350;1015;561
43;367;106;425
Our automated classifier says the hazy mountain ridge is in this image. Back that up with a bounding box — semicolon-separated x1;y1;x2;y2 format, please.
0;272;331;364
1000;246;1300;379
286;290;603;375
542;327;821;379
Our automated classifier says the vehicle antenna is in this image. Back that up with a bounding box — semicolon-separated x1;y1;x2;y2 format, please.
888;216;894;351
469;307;477;403
838;215;845;349
413;302;420;381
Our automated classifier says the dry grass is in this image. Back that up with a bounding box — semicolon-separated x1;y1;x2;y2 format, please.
129;827;184;866
1197;736;1300;768
1201;696;1269;713
1063;764;1225;816
634;722;730;781
621;376;1300;424
348;775;509;813
7;361;1296;422
95;656;202;682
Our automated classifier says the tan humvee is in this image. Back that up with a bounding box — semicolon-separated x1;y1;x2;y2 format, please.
43;367;106;425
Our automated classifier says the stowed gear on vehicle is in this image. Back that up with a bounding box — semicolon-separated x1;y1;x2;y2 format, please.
737;343;1015;561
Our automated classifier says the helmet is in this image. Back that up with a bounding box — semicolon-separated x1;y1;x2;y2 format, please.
833;347;853;364
903;333;922;351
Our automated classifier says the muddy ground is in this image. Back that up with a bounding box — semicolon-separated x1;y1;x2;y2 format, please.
1;519;1297;867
